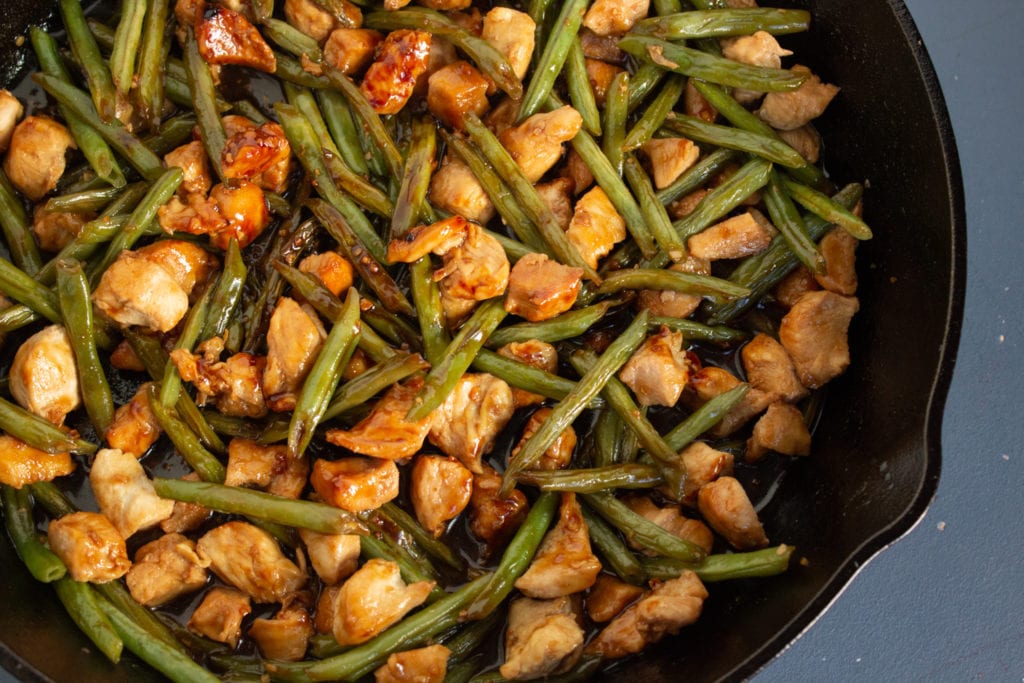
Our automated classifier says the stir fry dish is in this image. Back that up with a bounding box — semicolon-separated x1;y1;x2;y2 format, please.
0;0;872;680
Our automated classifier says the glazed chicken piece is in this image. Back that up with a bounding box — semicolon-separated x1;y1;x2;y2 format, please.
332;559;434;646
585;59;625;107
427;373;515;474
427;61;490;129
536;178;574;230
225;438;309;499
417;0;472;10
814;227;858;295
582;0;650;36
171;344;267;418
311;456;400;512
499;106;583;184
165;141;213;196
497;340;559;408
515;493;601;599
47;511;131;583
684;366;773;437
510;408;577;471
470;465;529;558
669;188;709;221
505;253;584;322
410;455;474;537
685;78;718;122
579;28;625;62
587;571;708;659
298;529;361;585
0;435;75;489
2;116;74;201
679;441;734;506
565;186;626;270
248;594;315;661
778;290;860;388
688;209;776;261
299;251;354;297
774;265;820;308
722;30;792;70
197;7;277;72
741;333;808;403
125;533;209;607
93;252;189;332
747;402;812;461
197;521;307;603
561;147;595;196
315;585;340;633
618;327;691;408
324;28;385;76
586;574;644;623
0;89;23;153
188;587;252;647
500;595;585;680
262;297;326;412
135;239;219;299
160;472;213;534
158;179;271;250
624;495;714;555
220;117;292;193
325;380;432;460
429;153;495;225
105;382;162;456
481;8;535;81
697;476;769;550
636;257;712;320
90;448;174;539
32;208;92;253
360;30;432;115
9;325;80;426
777;124;821;164
374;644;450;683
286;0;342;42
758;65;839;131
642;138;701;190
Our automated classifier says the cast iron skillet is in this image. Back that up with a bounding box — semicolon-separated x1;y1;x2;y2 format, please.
0;0;965;680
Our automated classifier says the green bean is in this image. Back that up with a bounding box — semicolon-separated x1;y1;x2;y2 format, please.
357;324;400;364
29;482;78;518
184;28;227;181
232;99;269;124
59;0;117;121
310;0;361;26
592;407;623;467
444;609;504;663
600;72;630;178
631;8;811;40
56;260;114;433
201;238;247;340
583;491;705;562
358;531;441;597
621;36;809;92
1;485;67;583
518;0;588;121
288;288;361;457
0;306;38;335
596;267;750;301
145;113;200;156
649;316;749;345
318;89;369;176
516;464;663;493
0;256;61;323
642;544;794;582
0;170;43;276
160;286;213;408
446;659;485;683
362;297;424;351
406;298;508;421
323;353;429;421
486;229;532;263
764;169;825;273
626;63;667;112
463;492;558;620
275;51;333;89
663;383;750;451
391;117;437;242
502;311;649;494
262;18;323;62
272;261;346;324
136;0;169;130
321;66;404;180
624;74;686;152
410;258;450;367
655;147;739;206
146;384;227;483
471;348;594;406
579;505;646;584
52;578;123;664
624;154;688;260
486;301;613;348
110;0;147;104
380;502;464;571
780;176;873;240
44;186;122;214
566;37;601;136
661;113;806;168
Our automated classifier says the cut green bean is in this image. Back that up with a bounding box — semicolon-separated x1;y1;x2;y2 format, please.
146;384;227;483
321;66;404;180
323;353;428;421
29;482;78;518
1;485;67;583
624;74;686;152
764;169;826;274
632;8;811;40
626;63;667;112
136;0;169;130
0;256;62;323
318;89;370;176
655;147;739;206
486;301;613;348
43;186;123;214
579;505;646;584
650;316;749;345
201;238;247;340
661;114;806;168
444;609;504;663
601;72;629;179
781;176;873;240
0;397;97;455
624;154;688;260
642;544;794;582
518;0;588;121
664;383;750;452
566;37;601;136
410;257;449;367
185;28;227;181
59;0;117;121
53;578;123;664
583;491;705;562
110;0;147;106
160;286;213;408
391;117;437;242
380;502;464;571
262;18;323;62
593;407;624;467
471;348;600;407
0;170;43;276
596;267;750;301
516;464;663;493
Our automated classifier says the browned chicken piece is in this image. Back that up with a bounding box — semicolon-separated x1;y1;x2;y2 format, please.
777;124;821;164
747;402;811;461
299;251;355;296
332;559;434;646
778;290;860;388
481;8;535;81
0;89;23;153
416;37;460;99
497;340;559;408
586;574;644;623
688;209;776;261
375;644;450;683
384;0;412;10
410;455;473;537
684;78;718;122
588;571;707;659
485;96;521;136
669;188;710;220
679;441;734;506
225;438;309;499
470;465;529;558
505;253;584;322
427;373;515;474
188;587;252;647
500;595;584;680
642;138;701;190
159;180;271;250
324;28;383;76
814;227;858;295
220;120;292;194
105;382;162;456
417;0;471;10
174;0;205;30
636;257;711;320
197;521;307;603
722;31;792;70
535;178;575;230
579;28;625;62
685;366;773;437
625;495;714;555
741;333;808;403
561;148;595;196
2;116;74;201
585;59;624;106
47;511;131;583
758;65;839;131
565;186;626;270
511;408;577;471
343;348;374;381
426;61;490;129
698;476;769;549
359;30;431;115
172;346;267;417
9;325;80;425
298;529;361;585
31;208;91;252
429;153;494;225
515;493;601;599
315;585;340;633
109;339;146;372
773;265;819;308
160;472;213;534
311;456;400;512
583;0;650;35
249;594;314;661
135;239;219;298
0;435;75;489
90;448;174;538
197;7;276;72
263;297;327;412
618;327;691;408
165;140;213;196
325;380;431;460
499;106;583;184
285;0;343;42
125;533;208;607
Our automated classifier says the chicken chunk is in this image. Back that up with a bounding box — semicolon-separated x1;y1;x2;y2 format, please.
225;438;309;499
777;124;821;164
778;290;859;388
0;89;23;153
262;298;327;412
315;585;340;633
0;435;75;489
197;521;307;603
93;251;190;332
298;529;361;585
3;116;74;201
220;120;292;194
698;476;768;549
636;257;711;320
325;380;431;460
197;7;277;72
773;265;819;308
109;339;146;372
618;327;691;407
688;209;775;261
565;186;626;270
561;147;595;196
324;28;384;76
684;78;718;122
722;31;792;70
429;153;494;224
125;533;208;607
47;511;131;583
497;340;559;408
160;472;213;534
642;138;700;190
500;596;584;680
332;559;434;646
285;0;340;42
814;227;858;295
360;30;432;115
510;408;576;471
249;595;314;661
470;465;529;558
747;402;811;461
32;208;91;253
505;253;583;322
165;141;213;196
515;493;601;599
586;59;624;106
587;571;707;659
625;495;714;555
171;345;267;418
158;180;271;250
90;447;174;539
135;239;219;298
427;61;490;129
299;251;354;297
105;383;162;456
535;178;574;231
9;325;81;426
582;0;650;36
586;574;644;623
741;333;808;403
188;587;252;647
311;456;400;513
679;441;734;505
427;373;515;473
375;644;450;683
684;366;773;437
758;65;839;131
410;455;473;537
481;8;535;81
499;107;583;184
